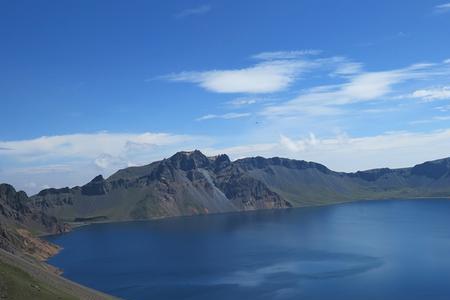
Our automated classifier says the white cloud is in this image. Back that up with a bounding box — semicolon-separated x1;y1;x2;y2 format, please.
204;143;278;159
332;62;363;76
262;63;435;117
434;116;450;120
175;5;211;18
226;97;258;108
164;59;314;94
93;153;129;170
196;112;251;121
280;133;319;152
162;53;378;96
435;3;450;13
275;130;450;171
0;132;195;162
410;115;450;125
436;104;450;112
252;50;321;60
8;164;73;175
410;86;450;101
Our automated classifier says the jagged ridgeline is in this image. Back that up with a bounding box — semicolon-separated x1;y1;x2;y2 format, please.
28;150;450;223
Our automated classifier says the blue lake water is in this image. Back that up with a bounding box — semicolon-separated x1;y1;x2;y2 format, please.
46;199;450;300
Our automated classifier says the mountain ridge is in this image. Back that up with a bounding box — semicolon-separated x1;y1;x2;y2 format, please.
26;150;450;223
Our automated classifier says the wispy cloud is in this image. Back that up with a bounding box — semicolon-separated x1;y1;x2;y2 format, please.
175;5;211;18
163;51;449;122
0;132;196;163
161;52;372;95
434;3;450;13
226;97;258;108
436;104;450;112
196;112;251;121
9;164;73;175
410;86;450;101
164;59;315;94
410;115;450;125
252;50;321;60
331;62;364;76
262;62;441;117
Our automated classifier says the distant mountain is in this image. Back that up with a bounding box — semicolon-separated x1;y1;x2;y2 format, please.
27;150;450;223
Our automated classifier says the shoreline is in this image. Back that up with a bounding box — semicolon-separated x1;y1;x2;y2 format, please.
47;195;450;232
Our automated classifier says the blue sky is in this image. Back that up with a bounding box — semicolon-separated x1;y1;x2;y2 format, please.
1;0;450;193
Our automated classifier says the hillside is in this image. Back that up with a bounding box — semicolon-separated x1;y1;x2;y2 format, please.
28;150;450;223
0;184;116;300
0;249;115;300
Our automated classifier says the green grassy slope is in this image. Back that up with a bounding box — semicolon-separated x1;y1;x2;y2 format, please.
0;258;76;300
0;249;117;300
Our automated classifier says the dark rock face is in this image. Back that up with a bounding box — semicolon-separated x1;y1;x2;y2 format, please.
411;159;450;179
217;173;290;209
81;175;109;195
349;168;394;181
212;154;231;171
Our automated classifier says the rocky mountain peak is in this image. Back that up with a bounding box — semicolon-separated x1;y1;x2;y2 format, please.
169;150;211;171
212;154;231;170
91;174;105;182
81;174;108;196
0;184;29;212
0;183;20;199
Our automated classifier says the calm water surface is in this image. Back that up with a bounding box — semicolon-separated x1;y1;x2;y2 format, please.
47;199;450;300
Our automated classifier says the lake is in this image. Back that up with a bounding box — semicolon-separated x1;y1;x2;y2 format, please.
46;199;450;300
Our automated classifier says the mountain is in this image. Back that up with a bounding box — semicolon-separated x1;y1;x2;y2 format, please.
28;150;450;223
0;184;69;260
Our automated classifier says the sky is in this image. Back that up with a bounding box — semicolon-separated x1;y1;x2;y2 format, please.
1;0;450;194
